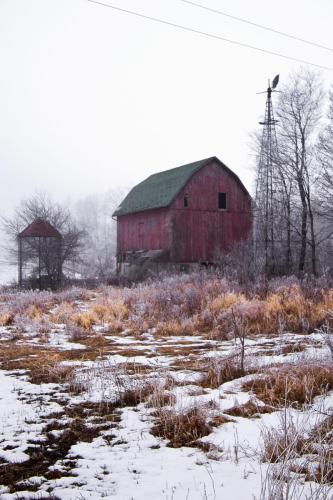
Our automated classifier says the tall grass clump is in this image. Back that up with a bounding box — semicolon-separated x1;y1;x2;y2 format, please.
243;361;333;408
151;405;211;447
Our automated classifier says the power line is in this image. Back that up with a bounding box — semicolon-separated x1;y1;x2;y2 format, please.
86;0;333;72
180;0;333;54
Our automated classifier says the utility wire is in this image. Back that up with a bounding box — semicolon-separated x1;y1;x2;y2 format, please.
87;0;333;71
180;0;333;54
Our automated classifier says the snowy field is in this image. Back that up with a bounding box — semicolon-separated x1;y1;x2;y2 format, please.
0;274;332;499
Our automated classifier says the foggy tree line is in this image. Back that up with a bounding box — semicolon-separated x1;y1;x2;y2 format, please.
254;68;333;277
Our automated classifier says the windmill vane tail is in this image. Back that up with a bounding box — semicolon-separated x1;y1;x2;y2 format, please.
272;74;280;89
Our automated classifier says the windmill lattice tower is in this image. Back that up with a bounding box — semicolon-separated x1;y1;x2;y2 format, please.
255;74;281;274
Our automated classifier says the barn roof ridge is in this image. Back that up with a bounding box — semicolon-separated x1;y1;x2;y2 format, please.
113;156;250;217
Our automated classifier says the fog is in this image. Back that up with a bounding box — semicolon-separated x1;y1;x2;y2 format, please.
1;0;333;280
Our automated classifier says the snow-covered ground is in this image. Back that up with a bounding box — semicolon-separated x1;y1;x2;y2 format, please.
0;284;332;499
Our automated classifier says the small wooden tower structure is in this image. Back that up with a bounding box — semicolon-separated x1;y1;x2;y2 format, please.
18;219;62;290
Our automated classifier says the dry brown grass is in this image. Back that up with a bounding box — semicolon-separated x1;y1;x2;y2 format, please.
243;362;333;408
261;421;309;463
261;414;333;484
54;300;129;333
120;381;157;406
81;334;110;348
200;357;249;389
116;362;153;375
155;343;211;357
29;358;76;386
25;304;43;320
50;302;76;324
145;389;176;408
209;293;246;314
2;276;332;346
0;312;14;326
237;287;333;335
0;344;44;368
280;342;306;355
2;348;81;389
155;319;197;337
224;399;274;418
309;415;333;445
209;414;234;426
151;406;211;447
72;311;96;330
91;300;129;322
0;343;102;377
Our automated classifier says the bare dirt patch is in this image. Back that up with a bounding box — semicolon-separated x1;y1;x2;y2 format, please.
0;402;120;493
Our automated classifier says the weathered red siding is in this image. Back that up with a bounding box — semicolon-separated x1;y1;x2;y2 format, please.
169;160;252;262
116;159;252;263
117;208;171;253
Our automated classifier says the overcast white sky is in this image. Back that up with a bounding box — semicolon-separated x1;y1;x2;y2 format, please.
1;0;333;220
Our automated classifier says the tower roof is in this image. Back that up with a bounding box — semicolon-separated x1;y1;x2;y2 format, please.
18;218;62;238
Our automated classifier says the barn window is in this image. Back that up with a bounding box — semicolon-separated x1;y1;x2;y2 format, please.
184;193;189;208
218;192;227;210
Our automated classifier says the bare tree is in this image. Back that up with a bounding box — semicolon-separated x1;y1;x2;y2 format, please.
318;88;333;220
252;69;333;276
275;69;323;274
74;189;126;281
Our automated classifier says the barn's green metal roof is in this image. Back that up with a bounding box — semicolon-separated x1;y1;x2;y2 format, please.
113;156;249;216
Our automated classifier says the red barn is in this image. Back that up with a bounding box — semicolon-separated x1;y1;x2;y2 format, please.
113;157;252;272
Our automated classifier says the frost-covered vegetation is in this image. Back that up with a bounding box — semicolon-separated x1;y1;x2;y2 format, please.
0;272;332;499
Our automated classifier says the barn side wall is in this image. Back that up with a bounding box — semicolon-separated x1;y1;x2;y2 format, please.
169;161;252;262
116;208;171;254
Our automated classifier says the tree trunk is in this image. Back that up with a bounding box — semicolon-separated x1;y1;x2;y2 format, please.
298;175;308;273
286;198;292;272
308;202;317;275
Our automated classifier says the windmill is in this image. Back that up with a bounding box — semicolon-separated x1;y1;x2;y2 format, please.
255;75;280;274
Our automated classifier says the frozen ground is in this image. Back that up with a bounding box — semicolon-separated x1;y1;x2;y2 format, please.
0;283;332;500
